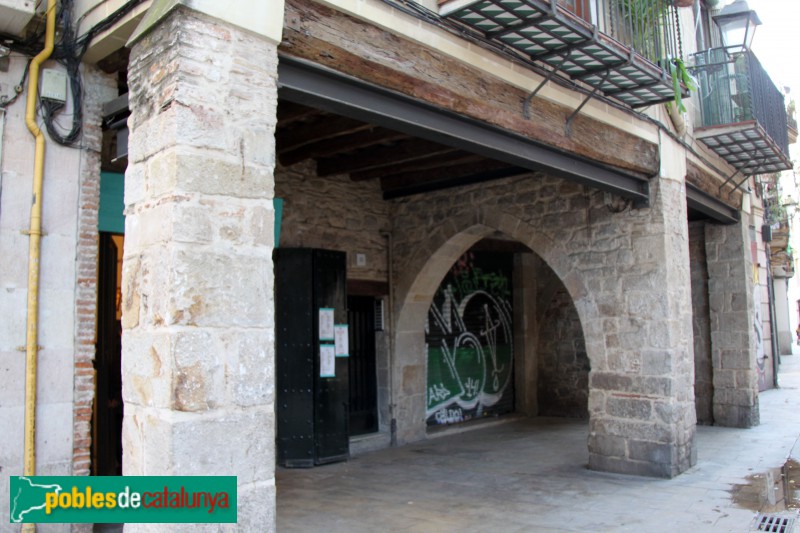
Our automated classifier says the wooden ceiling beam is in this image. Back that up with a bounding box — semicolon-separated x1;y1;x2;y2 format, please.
276;115;373;152
350;152;482;181
380;158;519;192
279;127;409;166
276;101;322;126
317;138;456;177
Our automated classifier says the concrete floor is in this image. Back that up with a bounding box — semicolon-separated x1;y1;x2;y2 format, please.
277;354;800;532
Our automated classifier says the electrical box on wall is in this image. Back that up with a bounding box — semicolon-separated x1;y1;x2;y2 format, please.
41;69;67;103
0;0;36;37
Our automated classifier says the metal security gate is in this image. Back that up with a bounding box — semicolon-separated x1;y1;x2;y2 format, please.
347;296;379;436
426;251;515;426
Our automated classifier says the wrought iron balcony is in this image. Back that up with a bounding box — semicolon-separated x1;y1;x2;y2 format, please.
440;0;687;108
692;48;792;175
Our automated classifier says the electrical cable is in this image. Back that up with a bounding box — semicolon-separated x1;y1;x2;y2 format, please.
1;0;144;146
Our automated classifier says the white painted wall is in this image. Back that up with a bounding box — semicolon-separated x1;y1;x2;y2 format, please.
0;56;84;530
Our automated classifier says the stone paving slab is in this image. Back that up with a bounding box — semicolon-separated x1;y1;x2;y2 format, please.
277;355;800;532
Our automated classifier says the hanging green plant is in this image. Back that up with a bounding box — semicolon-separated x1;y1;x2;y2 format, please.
668;57;698;113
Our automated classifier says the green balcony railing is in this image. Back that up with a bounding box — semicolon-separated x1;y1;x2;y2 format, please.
693;47;790;159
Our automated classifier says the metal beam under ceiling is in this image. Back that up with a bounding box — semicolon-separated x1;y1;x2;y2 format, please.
277;57;650;205
686;184;740;225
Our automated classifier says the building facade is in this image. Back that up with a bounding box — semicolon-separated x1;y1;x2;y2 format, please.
0;0;795;529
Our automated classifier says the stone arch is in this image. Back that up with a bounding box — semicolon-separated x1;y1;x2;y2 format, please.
391;206;602;444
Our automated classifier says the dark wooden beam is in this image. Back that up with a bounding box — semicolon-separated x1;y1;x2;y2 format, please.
276;115;373;152
686;160;742;210
277;101;323;126
351;151;481;181
316;137;456;177
279;127;408;166
280;0;659;179
380;158;520;192
383;166;530;199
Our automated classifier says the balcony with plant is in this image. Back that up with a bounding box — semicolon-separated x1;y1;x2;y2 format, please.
440;0;693;109
691;0;792;176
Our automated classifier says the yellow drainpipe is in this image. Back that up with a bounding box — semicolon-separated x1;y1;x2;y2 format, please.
23;0;57;494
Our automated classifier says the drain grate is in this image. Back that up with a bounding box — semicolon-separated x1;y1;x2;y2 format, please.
752;513;797;533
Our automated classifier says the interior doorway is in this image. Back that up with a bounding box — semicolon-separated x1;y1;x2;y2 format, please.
92;232;124;475
347;296;379;436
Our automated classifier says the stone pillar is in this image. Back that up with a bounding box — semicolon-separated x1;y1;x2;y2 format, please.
122;7;278;530
587;134;697;477
688;221;713;425
706;218;759;427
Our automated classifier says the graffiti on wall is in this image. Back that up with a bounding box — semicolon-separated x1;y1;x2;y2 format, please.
426;252;514;426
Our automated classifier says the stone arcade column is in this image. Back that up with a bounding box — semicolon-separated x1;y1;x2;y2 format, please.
587;134;697;477
705;219;759;427
122;4;281;530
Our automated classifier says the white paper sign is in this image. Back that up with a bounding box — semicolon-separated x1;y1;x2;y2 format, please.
319;308;335;341
320;344;335;378
334;325;349;357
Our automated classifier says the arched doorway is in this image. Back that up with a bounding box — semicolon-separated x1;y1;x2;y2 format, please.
391;209;600;445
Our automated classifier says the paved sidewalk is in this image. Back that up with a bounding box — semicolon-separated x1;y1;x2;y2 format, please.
277;354;800;532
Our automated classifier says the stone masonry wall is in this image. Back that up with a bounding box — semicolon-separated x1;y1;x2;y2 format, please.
275;160;389;280
390;150;697;477
123;8;278;530
536;262;589;419
705;219;759;427
689;221;713;425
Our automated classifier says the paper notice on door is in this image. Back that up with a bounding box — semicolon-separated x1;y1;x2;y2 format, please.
320;344;335;378
334;325;349;357
319;308;335;341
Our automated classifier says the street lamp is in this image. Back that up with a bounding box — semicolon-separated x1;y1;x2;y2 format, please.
713;0;761;54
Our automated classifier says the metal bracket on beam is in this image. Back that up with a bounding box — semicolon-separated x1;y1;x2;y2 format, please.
565;69;611;136
523;52;573;120
718;167;740;192
732;172;752;192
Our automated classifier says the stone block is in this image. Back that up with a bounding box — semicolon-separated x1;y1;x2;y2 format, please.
640;350;672;375
607;396;652;420
171;407;275;482
628;439;675;465
237;480;276;532
588;453;675;478
588;433;626;458
222;329;275;407
121;330;174;408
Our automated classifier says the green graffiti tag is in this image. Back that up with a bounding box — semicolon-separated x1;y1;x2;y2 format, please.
426;252;514;425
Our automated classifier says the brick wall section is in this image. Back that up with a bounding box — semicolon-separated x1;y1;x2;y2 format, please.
689;221;713;425
72;66;117;481
390;167;697;477
275;160;389;280
706;219;759;427
124;8;278;530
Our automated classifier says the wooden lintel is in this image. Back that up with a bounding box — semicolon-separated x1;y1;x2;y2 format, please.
686;160;742;210
280;0;659;179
